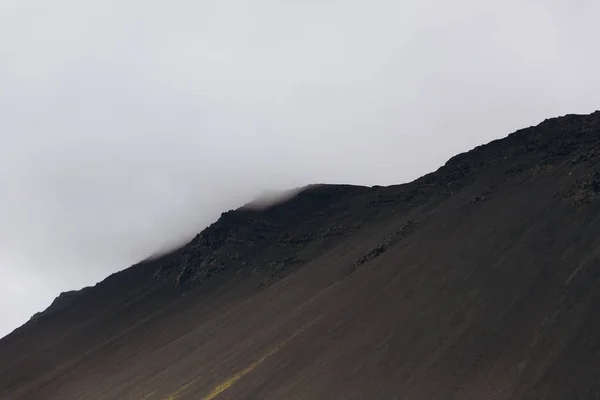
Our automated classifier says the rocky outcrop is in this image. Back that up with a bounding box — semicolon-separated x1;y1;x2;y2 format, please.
562;171;600;205
153;186;371;288
30;287;92;321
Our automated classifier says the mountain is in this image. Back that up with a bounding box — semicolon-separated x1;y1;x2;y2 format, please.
2;111;600;399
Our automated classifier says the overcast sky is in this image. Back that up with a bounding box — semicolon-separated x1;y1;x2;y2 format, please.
1;0;599;338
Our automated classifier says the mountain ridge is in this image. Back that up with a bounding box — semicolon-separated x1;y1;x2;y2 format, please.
21;110;600;327
3;110;600;399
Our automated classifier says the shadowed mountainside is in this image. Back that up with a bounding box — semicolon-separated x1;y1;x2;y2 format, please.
2;111;600;399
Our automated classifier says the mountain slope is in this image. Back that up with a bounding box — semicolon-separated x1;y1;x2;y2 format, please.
2;111;600;399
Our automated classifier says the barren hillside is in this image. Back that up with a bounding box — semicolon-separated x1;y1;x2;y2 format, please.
2;112;600;399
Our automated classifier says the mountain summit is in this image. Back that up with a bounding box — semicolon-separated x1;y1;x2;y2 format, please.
2;112;600;399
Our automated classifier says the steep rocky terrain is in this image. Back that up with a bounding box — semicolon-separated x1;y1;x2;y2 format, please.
2;111;600;399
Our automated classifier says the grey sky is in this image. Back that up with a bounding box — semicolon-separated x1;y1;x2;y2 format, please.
1;0;599;338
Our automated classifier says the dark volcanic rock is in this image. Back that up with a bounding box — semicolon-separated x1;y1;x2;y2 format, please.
356;244;387;265
5;111;600;400
154;186;371;288
562;171;600;204
29;288;92;321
